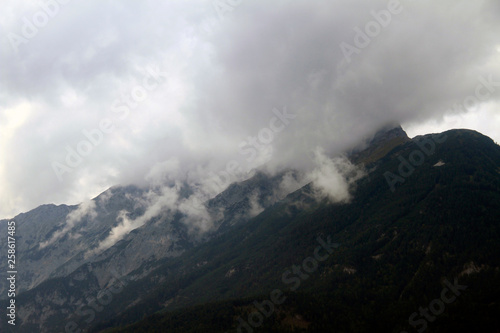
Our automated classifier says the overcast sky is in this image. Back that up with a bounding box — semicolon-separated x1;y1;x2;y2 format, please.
1;0;499;219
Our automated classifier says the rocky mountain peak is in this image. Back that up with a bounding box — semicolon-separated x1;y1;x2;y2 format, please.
350;124;410;165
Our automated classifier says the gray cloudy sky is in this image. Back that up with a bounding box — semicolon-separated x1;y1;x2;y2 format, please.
1;0;500;219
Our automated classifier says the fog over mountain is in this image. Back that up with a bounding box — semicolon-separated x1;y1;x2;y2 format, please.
1;0;499;221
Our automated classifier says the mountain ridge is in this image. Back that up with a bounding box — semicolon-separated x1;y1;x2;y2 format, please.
94;128;500;332
2;128;498;332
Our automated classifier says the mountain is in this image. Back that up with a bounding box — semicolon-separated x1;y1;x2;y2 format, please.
0;170;299;299
0;186;145;296
97;129;500;332
0;162;303;332
1;128;499;333
349;124;410;165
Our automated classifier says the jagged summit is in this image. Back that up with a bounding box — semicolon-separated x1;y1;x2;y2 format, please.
1;129;499;332
369;125;409;145
350;124;410;165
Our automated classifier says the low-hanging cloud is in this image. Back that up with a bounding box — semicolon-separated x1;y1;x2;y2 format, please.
306;148;366;203
1;0;500;218
88;180;216;255
88;184;180;256
39;199;97;249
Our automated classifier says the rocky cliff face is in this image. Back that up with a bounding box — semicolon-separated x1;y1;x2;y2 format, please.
0;125;419;332
0;168;301;299
0;186;148;296
349;125;410;165
0;168;309;332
